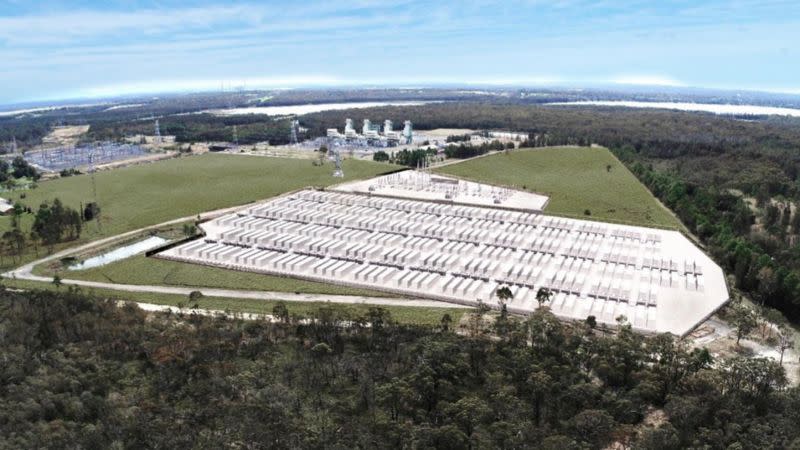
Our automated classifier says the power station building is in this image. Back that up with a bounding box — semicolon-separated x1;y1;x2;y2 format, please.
327;118;413;145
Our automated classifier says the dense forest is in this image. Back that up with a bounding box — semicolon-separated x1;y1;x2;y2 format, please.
0;115;52;149
87;113;294;146
0;288;795;449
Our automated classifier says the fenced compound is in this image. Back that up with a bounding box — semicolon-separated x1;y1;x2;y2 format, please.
24;143;146;171
159;188;728;336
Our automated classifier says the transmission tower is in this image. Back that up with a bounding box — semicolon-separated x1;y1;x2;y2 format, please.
232;125;239;148
88;148;102;232
10;136;17;155
154;120;162;145
332;148;344;178
289;120;299;145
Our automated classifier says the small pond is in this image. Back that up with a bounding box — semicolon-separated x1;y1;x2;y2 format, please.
68;236;169;270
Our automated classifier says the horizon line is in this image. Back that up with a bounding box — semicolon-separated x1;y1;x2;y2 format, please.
4;81;800;109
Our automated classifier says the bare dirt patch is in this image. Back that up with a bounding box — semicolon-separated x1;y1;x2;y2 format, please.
688;315;800;385
40;125;90;148
424;128;476;138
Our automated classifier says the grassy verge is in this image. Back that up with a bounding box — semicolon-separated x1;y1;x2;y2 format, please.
1;278;467;327
44;253;393;298
436;146;683;229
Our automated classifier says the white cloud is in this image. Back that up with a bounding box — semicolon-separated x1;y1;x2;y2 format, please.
0;5;264;43
0;3;417;46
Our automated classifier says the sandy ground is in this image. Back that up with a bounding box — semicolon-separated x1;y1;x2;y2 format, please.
424;128;477;138
93;151;178;171
130;301;273;321
39;125;90;148
689;316;800;385
123;134;177;150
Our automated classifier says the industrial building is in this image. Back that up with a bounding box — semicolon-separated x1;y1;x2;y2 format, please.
158;173;728;336
327;118;414;146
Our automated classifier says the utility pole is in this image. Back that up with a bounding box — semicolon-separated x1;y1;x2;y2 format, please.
154;120;161;145
88;148;101;232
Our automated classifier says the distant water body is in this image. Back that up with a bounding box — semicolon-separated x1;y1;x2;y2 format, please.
548;101;800;117
207;101;437;116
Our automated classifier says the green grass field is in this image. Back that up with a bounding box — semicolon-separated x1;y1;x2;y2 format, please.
57;254;392;297
0;154;392;269
2;279;467;327
437;146;683;229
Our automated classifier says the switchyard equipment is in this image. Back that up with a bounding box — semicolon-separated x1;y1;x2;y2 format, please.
24;143;146;171
332;148;344;177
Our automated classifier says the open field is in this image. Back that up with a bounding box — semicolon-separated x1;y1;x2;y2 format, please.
0;153;393;269
436;146;683;229
57;254;393;297
2;279;467;326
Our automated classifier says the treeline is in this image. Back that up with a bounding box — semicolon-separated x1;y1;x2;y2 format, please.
87;113;293;146
384;148;438;167
7;156;38;180
446;133;472;143
32;199;82;251
613;146;800;321
0;289;795;449
0;116;52;151
0;197;84;265
0;157;40;186
444;139;514;159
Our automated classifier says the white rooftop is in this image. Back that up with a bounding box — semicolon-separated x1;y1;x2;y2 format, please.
161;187;728;336
333;170;550;212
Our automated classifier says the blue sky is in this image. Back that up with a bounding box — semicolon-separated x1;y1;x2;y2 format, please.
1;0;799;104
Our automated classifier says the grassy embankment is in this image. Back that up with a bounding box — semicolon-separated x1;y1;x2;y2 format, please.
436;146;684;230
